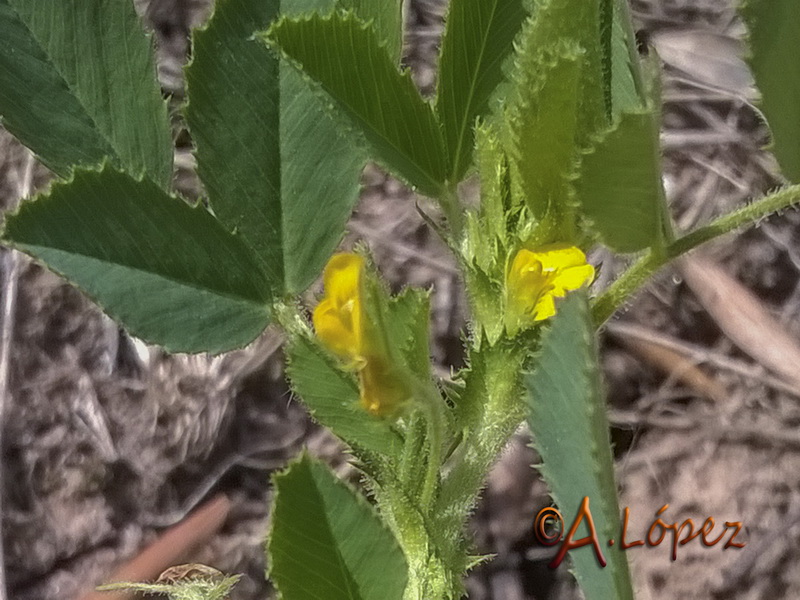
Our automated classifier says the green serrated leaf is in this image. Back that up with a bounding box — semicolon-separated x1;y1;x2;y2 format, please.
524;291;633;600
280;64;366;292
337;0;404;64
449;345;489;430
524;0;608;142
462;124;513;298
185;0;364;294
286;336;403;458
2;167;270;354
384;288;432;381
741;0;800;181
465;266;505;345
269;454;408;600
507;43;583;223
606;0;645;115
266;12;448;197
436;0;528;181
0;0;172;186
475;123;514;246
576;108;666;252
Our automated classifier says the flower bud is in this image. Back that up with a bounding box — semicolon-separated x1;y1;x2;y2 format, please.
313;253;411;416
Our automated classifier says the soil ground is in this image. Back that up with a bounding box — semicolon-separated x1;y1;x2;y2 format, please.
2;1;799;599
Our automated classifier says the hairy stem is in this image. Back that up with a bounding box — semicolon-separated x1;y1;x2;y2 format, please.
399;411;426;491
592;184;800;325
433;342;527;565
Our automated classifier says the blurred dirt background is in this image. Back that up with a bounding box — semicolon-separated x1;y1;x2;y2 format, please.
1;0;798;598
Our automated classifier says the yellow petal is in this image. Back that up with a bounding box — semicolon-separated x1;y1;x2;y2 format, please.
505;244;594;330
550;263;595;296
323;253;364;310
314;253;365;360
507;250;552;300
527;243;589;271
508;249;540;279
313;298;358;362
533;293;557;321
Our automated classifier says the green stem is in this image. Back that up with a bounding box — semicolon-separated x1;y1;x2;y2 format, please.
592;184;800;325
433;342;527;562
375;480;452;600
399;411;426;491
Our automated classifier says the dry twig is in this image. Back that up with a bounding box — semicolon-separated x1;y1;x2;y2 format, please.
606;321;800;398
679;255;800;390
612;329;728;402
79;494;231;600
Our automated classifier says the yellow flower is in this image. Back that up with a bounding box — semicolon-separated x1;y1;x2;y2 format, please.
313;253;409;417
506;244;594;329
313;253;365;367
